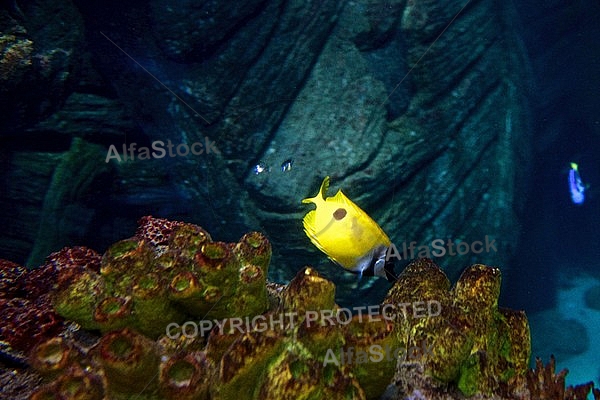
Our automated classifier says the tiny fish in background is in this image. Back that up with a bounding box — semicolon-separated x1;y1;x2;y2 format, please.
281;158;293;172
568;162;586;205
301;176;395;281
253;162;270;175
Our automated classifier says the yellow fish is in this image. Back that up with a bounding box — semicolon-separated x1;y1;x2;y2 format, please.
302;176;395;280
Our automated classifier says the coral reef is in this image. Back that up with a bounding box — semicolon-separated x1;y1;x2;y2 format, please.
19;218;529;399
51;216;271;338
0;217;594;399
526;356;600;400
0;258;64;353
0;32;33;83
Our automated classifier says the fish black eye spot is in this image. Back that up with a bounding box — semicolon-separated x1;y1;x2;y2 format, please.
333;208;347;220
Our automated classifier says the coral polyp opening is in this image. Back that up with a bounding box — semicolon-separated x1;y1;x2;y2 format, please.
137;274;160;290
99;297;127;315
105;336;136;360
201;242;228;260
35;340;66;367
170;273;198;293
165;360;196;387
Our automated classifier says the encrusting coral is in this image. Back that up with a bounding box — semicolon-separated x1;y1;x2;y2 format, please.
0;32;33;83
0;257;65;353
0;216;596;399
51;216;271;338
526;356;600;400
381;260;531;396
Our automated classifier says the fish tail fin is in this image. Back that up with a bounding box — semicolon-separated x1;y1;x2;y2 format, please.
302;176;330;204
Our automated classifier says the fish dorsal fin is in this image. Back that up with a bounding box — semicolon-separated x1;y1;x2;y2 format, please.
319;176;330;199
302;176;330;205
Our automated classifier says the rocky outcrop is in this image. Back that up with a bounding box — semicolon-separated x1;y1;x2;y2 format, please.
255;0;532;290
0;0;532;304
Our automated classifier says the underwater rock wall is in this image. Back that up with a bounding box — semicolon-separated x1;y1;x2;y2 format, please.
0;0;531;297
248;0;532;291
0;0;87;264
372;0;529;264
382;0;532;279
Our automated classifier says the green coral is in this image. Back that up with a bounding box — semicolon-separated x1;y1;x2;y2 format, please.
51;217;270;338
384;260;530;396
34;218;531;399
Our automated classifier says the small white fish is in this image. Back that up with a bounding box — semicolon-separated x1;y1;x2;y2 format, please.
568;162;586;205
281;159;293;172
253;162;270;175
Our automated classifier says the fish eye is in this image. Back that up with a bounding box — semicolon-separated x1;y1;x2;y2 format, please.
333;208;347;220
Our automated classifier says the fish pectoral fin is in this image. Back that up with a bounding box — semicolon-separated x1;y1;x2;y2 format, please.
302;210;317;230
